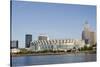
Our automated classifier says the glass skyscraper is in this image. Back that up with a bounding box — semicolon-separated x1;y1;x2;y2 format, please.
25;34;32;48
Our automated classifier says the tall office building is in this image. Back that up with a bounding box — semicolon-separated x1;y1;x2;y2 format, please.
82;21;96;45
10;40;18;49
82;22;90;44
25;34;32;48
38;35;48;40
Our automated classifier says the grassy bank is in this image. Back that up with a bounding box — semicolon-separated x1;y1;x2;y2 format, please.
11;50;96;57
11;45;96;57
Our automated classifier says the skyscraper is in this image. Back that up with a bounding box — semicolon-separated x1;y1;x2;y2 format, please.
82;22;90;44
25;34;32;48
82;21;96;45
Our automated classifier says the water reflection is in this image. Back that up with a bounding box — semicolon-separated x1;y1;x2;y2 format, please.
11;53;96;66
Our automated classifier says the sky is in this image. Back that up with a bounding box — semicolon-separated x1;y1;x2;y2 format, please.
11;1;96;48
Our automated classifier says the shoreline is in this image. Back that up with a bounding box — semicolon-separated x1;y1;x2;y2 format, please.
11;51;96;57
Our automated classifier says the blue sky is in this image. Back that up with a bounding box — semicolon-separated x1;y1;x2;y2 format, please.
12;1;96;48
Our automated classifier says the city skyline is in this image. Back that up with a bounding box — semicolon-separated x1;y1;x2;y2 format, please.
12;1;96;48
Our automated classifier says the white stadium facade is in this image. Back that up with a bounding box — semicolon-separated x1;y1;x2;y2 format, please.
30;39;85;51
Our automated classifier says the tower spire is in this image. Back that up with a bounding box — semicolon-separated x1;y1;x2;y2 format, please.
84;21;90;31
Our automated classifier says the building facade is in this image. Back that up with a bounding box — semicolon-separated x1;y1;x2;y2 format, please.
90;31;96;45
11;48;20;53
25;34;32;48
38;35;48;40
82;22;96;46
10;40;18;49
30;39;85;51
82;22;91;44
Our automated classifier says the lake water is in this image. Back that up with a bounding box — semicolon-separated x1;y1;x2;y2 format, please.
11;53;96;66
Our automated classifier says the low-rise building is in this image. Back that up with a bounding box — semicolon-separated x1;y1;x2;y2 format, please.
10;40;18;49
30;39;85;51
11;48;20;53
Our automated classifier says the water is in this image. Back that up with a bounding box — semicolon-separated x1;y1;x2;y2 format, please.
11;53;96;66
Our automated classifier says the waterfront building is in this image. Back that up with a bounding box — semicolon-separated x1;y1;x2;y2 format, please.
10;40;18;49
30;39;85;51
25;34;32;48
11;48;20;53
